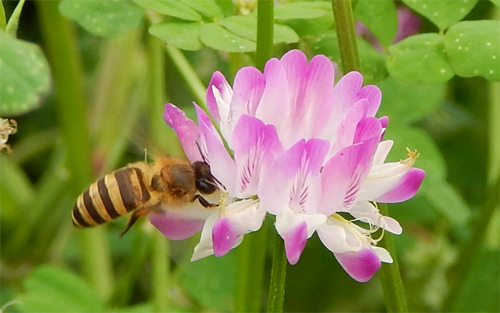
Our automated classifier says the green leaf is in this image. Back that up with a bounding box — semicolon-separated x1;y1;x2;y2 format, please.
273;1;331;20
59;0;144;37
444;20;500;81
384;126;446;185
357;38;388;83
491;0;500;7
180;253;236;311
0;156;34;219
133;0;201;21
424;181;471;226
220;16;298;45
149;22;202;51
354;0;397;48
452;249;500;312
309;33;387;83
377;76;446;124
199;23;255;52
387;33;454;83
281;14;334;37
0;31;51;116
5;0;26;36
17;265;106;313
177;0;224;20
401;0;478;30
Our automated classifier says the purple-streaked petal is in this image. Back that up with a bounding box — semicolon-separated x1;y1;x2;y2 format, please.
376;168;425;203
278;50;335;146
320;136;379;214
334;246;381;282
164;103;202;163
195;104;237;195
232;115;283;198
206;71;232;123
259;139;329;215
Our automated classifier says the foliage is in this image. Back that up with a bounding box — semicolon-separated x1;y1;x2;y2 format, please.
0;0;498;312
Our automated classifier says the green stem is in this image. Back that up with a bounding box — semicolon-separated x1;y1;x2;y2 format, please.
164;45;207;110
378;203;408;313
255;0;274;70
152;230;170;313
36;0;114;299
266;232;287;313
234;221;269;312
441;82;500;311
234;1;275;312
0;1;6;30
331;0;361;73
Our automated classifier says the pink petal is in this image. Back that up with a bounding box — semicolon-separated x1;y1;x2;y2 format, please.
320;136;380;214
259;139;328;215
353;117;383;144
195;104;237;194
278;50;335;146
357;84;382;117
334;247;381;282
149;212;206;241
206;71;232;123
163;103;202;163
275;207;309;265
377;168;425;203
232;66;265;115
212;218;239;257
232;115;283;198
256;58;289;128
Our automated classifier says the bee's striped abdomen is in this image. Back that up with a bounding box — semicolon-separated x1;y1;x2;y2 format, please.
72;167;151;228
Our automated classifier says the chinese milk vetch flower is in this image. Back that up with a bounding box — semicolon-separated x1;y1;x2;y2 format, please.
160;49;425;282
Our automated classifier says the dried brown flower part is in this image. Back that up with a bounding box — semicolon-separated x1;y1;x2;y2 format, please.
0;118;18;153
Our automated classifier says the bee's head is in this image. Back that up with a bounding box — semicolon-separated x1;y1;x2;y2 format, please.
192;161;218;194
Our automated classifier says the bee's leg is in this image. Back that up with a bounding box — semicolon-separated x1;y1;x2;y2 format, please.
119;207;154;238
192;195;217;208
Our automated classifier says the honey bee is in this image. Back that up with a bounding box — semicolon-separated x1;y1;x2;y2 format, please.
72;156;219;237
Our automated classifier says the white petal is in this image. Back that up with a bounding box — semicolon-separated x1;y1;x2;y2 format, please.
372;246;393;263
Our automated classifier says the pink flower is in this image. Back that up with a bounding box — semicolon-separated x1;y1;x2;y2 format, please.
158;50;424;282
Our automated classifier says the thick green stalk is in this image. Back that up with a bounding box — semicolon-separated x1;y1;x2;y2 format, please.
234;222;269;312
331;0;361;73
0;1;6;30
36;0;114;299
234;1;275;312
255;0;274;70
164;45;207;110
152;230;170;313
441;81;500;311
378;204;408;313
266;233;287;313
147;33;171;313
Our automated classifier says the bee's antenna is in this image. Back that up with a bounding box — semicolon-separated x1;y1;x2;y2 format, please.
195;141;226;191
196;141;209;164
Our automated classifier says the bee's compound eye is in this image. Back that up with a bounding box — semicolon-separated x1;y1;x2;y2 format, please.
196;179;217;194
